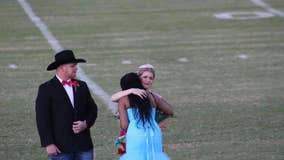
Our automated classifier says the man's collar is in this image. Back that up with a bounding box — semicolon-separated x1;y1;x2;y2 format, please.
56;74;71;83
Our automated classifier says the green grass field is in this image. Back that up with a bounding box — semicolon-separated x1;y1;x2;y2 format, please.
0;0;284;159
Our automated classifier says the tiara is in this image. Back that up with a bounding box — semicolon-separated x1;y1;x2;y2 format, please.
138;64;154;69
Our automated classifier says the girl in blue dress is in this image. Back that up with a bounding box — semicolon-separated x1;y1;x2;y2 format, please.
118;72;173;160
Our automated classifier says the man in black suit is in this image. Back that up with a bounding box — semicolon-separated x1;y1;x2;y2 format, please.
35;50;98;160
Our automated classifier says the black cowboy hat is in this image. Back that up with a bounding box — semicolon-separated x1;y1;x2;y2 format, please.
46;50;86;71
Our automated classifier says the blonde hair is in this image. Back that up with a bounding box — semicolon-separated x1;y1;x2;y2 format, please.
137;64;156;79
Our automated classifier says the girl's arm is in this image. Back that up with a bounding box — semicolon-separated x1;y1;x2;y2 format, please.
118;97;129;130
111;89;147;102
152;92;174;116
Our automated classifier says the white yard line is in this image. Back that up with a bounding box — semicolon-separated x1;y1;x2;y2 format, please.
250;0;284;17
17;0;62;52
17;0;117;114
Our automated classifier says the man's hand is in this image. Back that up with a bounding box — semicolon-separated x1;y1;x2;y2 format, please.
46;144;61;156
73;120;87;134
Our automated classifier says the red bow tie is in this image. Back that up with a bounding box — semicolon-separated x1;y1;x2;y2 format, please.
62;80;72;86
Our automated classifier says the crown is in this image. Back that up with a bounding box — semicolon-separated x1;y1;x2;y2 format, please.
138;64;154;69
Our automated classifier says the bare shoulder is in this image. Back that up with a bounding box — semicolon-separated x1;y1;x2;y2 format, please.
147;92;157;107
151;91;162;99
118;96;130;108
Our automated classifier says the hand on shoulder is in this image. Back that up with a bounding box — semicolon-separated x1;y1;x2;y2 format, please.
130;88;147;99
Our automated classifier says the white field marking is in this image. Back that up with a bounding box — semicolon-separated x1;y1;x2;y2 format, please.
17;0;117;114
178;57;189;63
238;54;249;59
8;64;18;69
91;36;276;48
85;63;97;66
250;0;284;17
17;0;62;52
214;11;274;20
114;36;152;42
92;42;279;54
77;67;117;114
58;29;284;43
121;60;132;64
1;29;282;52
0;46;50;51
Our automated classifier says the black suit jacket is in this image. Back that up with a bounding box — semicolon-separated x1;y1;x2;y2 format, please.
35;76;98;152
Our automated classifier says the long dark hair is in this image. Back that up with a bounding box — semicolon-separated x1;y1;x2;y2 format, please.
120;72;152;127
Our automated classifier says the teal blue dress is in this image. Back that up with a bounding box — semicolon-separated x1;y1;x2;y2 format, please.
120;107;170;160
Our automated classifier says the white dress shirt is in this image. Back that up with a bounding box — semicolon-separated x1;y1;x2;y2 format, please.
56;75;74;107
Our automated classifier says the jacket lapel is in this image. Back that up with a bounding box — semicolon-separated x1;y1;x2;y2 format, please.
52;76;74;109
73;85;78;120
73;85;78;108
